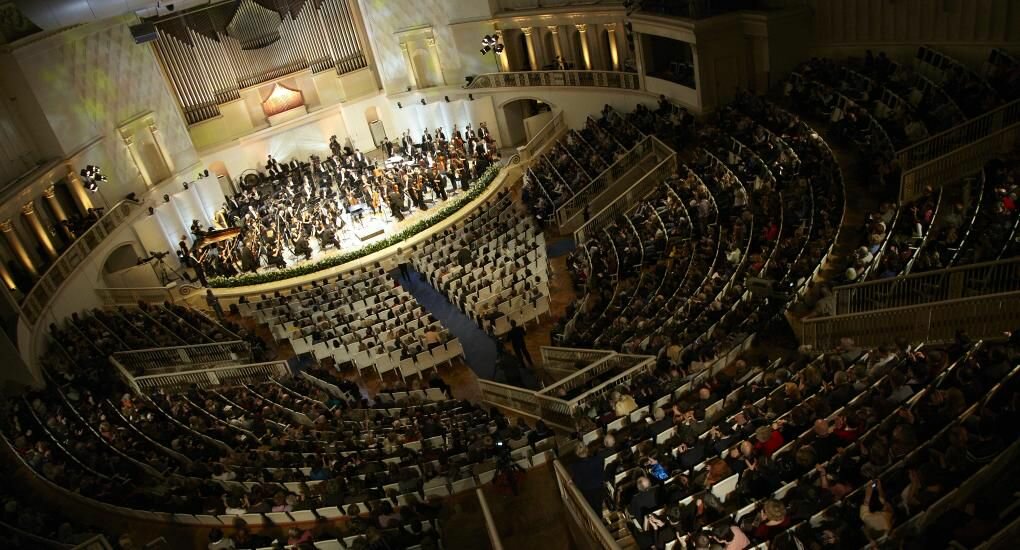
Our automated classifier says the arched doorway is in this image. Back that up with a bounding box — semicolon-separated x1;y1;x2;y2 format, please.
500;98;552;147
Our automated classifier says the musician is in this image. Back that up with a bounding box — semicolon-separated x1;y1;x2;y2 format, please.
353;148;366;167
178;235;192;264
190;219;206;239
266;155;281;175
381;137;395;157
388;187;405;221
329;135;343;157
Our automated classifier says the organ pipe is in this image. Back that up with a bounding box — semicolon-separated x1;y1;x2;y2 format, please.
153;0;367;124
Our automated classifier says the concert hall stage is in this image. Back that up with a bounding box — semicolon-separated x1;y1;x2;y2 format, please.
270;190;462;272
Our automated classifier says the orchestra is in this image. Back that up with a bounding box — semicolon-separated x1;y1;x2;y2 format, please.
188;122;498;278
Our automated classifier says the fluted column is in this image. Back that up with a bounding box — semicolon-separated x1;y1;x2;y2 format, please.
22;201;57;261
122;133;153;187
65;167;94;215
576;24;592;70
606;23;621;71
425;37;446;85
146;116;174;176
0;257;15;291
1;220;36;277
521;27;538;70
400;42;419;89
42;186;72;240
547;26;565;67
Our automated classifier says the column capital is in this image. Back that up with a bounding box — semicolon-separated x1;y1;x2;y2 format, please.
605;22;617;31
123;133;136;146
547;25;559;34
575;23;588;32
425;37;436;47
521;26;533;36
399;41;410;52
0;220;12;233
42;185;56;199
21;201;35;216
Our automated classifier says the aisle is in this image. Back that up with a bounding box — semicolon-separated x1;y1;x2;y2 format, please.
393;267;541;389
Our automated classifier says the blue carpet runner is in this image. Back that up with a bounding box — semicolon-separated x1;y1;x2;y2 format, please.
392;267;540;390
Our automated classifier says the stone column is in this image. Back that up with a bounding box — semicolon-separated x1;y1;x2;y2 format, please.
400;42;419;89
65;166;95;215
521;27;538;70
426;37;447;85
122;133;153;187
146;116;174;176
548;26;564;67
42;185;73;240
0;257;15;291
606;23;621;71
576;24;592;70
1;220;36;277
21;201;57;261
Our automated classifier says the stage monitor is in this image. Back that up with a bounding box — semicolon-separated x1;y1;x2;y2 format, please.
130;23;158;45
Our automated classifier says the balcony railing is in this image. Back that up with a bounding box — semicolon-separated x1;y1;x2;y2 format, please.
800;291;1020;350
466;70;640;91
572;138;677;242
553;459;623;550
111;340;253;377
833;257;1020;316
20;200;135;326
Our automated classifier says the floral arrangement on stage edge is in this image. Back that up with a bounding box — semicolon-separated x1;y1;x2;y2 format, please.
208;165;502;288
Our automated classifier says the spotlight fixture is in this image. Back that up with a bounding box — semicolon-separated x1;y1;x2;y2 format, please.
163;194;171;203
397;102;403;109
79;165;107;193
183;181;189;190
406;86;412;92
480;33;504;71
444;95;450;103
420;98;426;105
469;94;474;101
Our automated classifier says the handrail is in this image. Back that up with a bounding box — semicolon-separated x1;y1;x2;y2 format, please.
899;121;1019;202
96;285;177;305
553;459;623;550
833;255;1020;315
517;109;566;163
558;136;676;233
896;98;1020;171
572;138;677;242
111;340;252;376
20;200;135;326
478;379;542;418
466;70;640;91
476;488;504;550
800;290;1020;350
127;360;291;393
539;346;615;366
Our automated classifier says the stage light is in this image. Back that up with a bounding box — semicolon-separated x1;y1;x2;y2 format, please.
397;102;403;109
406;86;412;92
420;98;426;105
468;94;474;100
183;181;189;190
480;47;489;55
163;194;171;203
444;96;450;102
79;165;107;193
494;44;505;54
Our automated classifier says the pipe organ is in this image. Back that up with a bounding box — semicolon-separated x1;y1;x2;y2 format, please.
152;0;367;125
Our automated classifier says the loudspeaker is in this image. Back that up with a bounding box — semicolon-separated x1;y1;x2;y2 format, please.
129;23;158;44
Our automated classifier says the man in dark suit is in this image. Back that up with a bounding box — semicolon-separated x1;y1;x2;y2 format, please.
507;320;533;368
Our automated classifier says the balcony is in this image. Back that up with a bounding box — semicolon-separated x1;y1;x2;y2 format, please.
465;70;640;91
